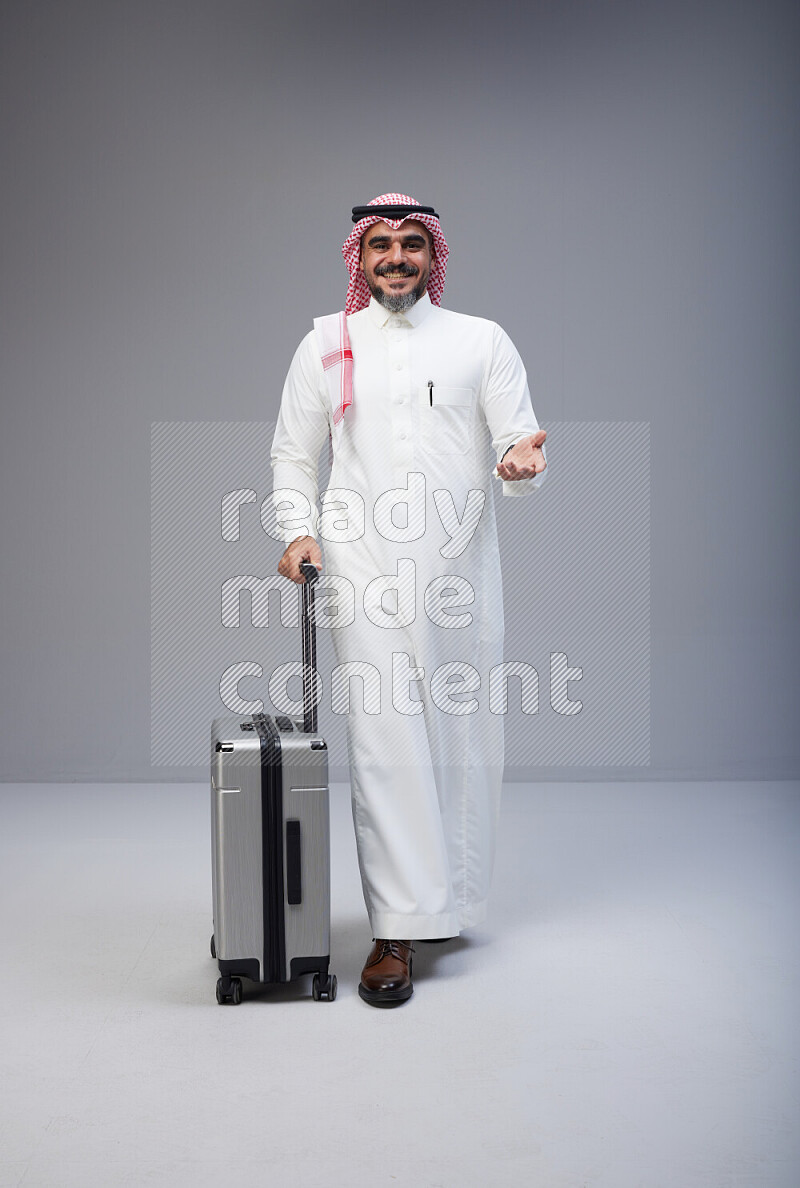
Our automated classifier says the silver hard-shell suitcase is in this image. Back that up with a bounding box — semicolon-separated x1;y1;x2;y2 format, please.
210;562;335;1003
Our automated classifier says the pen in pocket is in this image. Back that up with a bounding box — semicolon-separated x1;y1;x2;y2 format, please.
428;380;434;406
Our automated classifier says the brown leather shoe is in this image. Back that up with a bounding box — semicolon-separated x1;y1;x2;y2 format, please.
358;939;414;1007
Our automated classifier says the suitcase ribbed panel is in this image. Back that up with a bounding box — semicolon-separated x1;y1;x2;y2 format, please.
211;731;264;976
254;714;286;984
280;729;330;979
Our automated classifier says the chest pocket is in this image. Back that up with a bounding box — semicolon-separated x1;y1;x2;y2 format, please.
420;385;474;455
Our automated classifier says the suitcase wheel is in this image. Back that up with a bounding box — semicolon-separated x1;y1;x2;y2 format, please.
210;934;216;959
216;976;243;1006
312;973;337;1002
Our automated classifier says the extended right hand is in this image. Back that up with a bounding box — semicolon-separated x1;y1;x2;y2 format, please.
496;430;547;481
277;535;323;584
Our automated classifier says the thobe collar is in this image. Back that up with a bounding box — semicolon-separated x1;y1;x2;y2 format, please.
365;291;433;329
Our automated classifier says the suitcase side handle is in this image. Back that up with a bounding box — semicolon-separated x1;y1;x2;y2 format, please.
286;819;302;905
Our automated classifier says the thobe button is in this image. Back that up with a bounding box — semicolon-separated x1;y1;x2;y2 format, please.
399;432;408;440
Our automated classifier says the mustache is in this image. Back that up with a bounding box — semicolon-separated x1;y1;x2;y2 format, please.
374;263;419;277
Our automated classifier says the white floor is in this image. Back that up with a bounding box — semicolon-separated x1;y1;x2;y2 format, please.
0;780;797;1188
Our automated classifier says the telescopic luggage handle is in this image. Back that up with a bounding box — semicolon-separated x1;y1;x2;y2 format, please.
299;562;319;734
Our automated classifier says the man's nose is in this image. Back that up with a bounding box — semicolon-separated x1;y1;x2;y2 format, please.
388;241;405;263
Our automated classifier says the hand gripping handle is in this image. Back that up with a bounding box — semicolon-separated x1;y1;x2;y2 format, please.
299;563;319;733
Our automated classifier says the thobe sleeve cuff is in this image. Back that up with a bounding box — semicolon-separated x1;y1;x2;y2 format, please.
279;526;319;545
271;479;320;545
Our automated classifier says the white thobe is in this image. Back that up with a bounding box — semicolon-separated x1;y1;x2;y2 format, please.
271;292;546;939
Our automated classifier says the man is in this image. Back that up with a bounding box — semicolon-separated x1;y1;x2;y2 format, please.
271;193;547;1006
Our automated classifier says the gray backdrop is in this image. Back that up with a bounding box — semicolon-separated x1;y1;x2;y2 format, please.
1;0;798;781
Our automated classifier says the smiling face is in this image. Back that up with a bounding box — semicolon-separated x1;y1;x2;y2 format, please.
358;219;435;312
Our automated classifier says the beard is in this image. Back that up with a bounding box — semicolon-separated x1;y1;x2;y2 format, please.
366;264;429;313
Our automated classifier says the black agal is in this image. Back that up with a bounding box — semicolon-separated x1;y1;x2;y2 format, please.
351;204;439;223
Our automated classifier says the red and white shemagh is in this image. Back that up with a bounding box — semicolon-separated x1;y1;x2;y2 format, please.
317;311;353;426
341;192;449;316
319;194;449;425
